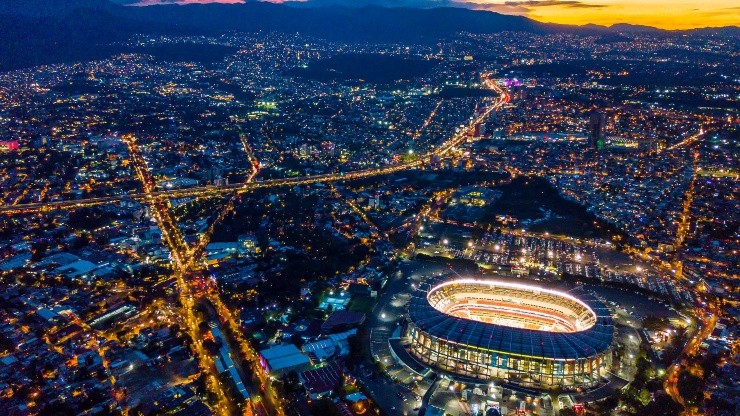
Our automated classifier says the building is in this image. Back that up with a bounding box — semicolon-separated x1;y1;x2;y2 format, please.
588;111;607;149
238;234;259;253
158;177;199;189
0;140;19;152
405;277;614;390
210;324;249;401
259;344;312;378
301;329;357;362
299;361;344;399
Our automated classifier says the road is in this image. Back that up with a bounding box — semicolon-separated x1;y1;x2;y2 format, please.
664;128;705;152
0;77;508;216
146;74;505;416
121;134;238;415
5;73;508;415
671;142;700;280
664;313;717;416
185;132;261;270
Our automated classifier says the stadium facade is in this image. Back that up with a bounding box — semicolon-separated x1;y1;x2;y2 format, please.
405;277;615;390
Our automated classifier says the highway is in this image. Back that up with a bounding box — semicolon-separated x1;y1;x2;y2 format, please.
0;77;508;216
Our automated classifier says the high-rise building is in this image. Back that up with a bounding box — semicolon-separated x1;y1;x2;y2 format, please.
588;111;607;149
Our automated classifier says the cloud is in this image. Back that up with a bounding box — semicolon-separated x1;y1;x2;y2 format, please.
455;3;528;14
277;0;533;15
158;0;530;14
126;0;245;6
275;0;482;7
123;0;608;12
504;0;607;8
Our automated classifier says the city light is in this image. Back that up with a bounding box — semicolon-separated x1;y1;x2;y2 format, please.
0;9;731;415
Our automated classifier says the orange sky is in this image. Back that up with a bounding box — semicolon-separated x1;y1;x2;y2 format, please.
466;0;740;29
130;0;740;30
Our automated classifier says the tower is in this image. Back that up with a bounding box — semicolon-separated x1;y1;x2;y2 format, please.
588;111;606;149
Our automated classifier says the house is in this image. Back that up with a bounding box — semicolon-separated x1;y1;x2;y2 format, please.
299;361;344;399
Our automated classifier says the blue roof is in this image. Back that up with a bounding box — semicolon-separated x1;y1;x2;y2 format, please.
408;277;614;360
260;344;311;371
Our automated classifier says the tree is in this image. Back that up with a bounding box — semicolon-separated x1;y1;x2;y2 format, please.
642;316;669;331
310;398;343;416
282;370;302;394
637;388;651;406
31;241;50;262
642;393;682;416
346;330;368;370
290;333;305;348
678;372;705;406
634;350;654;385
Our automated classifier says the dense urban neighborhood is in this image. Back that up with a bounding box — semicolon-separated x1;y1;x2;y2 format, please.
0;2;737;416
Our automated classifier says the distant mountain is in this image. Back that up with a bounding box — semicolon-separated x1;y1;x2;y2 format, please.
0;0;193;71
120;2;567;40
682;26;740;36
0;0;736;72
0;0;117;17
607;23;667;34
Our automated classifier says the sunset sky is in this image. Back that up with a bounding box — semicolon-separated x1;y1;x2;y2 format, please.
128;0;740;30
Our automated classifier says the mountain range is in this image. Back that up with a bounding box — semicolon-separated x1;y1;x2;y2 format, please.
0;0;737;72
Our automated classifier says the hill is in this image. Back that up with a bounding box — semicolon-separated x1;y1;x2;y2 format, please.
0;0;736;72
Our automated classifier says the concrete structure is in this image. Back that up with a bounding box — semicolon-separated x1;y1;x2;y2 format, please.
406;277;614;390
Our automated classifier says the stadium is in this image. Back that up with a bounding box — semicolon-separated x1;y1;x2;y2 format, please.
405;277;615;390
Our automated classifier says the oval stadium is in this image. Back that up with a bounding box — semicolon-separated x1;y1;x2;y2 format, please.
405;277;615;390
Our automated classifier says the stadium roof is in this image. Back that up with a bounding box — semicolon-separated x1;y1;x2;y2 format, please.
408;277;614;360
